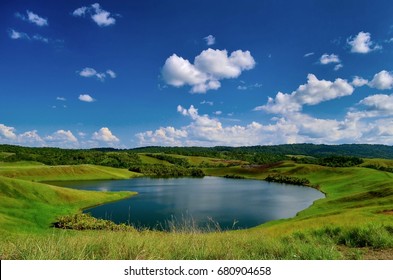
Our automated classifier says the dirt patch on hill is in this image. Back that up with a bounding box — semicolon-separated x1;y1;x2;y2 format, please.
381;209;393;215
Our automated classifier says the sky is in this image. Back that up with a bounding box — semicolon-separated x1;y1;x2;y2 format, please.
2;0;393;148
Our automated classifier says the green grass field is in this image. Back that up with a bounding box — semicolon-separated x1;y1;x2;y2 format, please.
0;158;392;259
0;162;141;182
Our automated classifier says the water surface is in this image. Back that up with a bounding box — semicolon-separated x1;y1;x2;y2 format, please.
58;177;324;230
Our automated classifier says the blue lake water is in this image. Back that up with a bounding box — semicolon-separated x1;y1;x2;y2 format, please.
58;177;324;231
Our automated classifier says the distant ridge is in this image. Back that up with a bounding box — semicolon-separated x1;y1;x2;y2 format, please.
128;143;393;159
1;143;393;159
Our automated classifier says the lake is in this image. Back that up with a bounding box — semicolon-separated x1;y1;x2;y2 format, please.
58;177;324;231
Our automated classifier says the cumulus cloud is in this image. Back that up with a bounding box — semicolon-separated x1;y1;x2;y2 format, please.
0;125;117;148
136;105;360;146
359;93;393;113
136;126;188;146
92;127;119;142
72;3;117;27
162;49;255;93
18;130;45;145
56;97;66;101
351;76;369;87
256;74;354;114
0;125;47;146
78;67;116;81
347;31;381;53
16;10;48;26
204;35;216;46
137;105;269;146
0;124;17;140
368;70;393;90
78;94;95;102
137;98;393;147
319;53;341;64
45;130;78;143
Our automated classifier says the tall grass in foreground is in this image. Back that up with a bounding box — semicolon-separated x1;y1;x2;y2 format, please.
1;223;391;260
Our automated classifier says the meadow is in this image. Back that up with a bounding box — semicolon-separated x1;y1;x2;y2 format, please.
0;148;392;260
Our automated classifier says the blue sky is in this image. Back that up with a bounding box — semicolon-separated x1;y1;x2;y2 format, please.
2;0;393;148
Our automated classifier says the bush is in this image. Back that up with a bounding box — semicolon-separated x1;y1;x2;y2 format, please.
128;164;205;177
54;213;135;232
265;174;310;186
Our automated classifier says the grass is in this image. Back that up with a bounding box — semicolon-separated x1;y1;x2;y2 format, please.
0;162;141;182
138;154;173;165
0;176;136;234
166;154;247;167
0;158;392;259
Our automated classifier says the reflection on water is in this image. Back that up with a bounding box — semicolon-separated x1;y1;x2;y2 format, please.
57;177;324;231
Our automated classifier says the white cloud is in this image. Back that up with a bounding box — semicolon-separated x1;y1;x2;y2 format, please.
78;67;116;81
162;48;255;93
319;53;341;64
0;124;17;140
256;74;354;114
351;76;369;87
106;69;116;78
46;130;78;143
334;64;343;71
32;34;49;43
72;7;88;17
136;100;393;146
195;49;255;79
359;93;393;113
162;54;209;88
136;127;188;146
56;97;66;101
347;31;381;54
8;29;50;43
200;100;214;106
16;10;48;26
8;29;29;40
78;94;95;102
237;82;262;90
18;130;45;145
92;127;119;142
72;3;116;27
368;70;393;90
79;67;97;78
304;52;314;57
137;105;350;146
204;35;216;46
27;10;48;26
213;111;222;115
137;105;269;146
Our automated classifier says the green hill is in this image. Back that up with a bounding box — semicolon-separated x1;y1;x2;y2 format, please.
0;176;136;234
0;162;141;182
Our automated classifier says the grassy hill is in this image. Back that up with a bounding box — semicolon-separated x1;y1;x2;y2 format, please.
0;162;141;182
0;176;136;234
0;149;392;259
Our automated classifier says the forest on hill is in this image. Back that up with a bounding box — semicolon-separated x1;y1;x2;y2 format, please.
1;143;393;163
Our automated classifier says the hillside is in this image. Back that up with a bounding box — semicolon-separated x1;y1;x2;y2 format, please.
0;176;136;233
0;145;392;259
